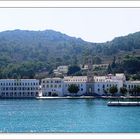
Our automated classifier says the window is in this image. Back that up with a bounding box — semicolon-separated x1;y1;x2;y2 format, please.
59;85;61;88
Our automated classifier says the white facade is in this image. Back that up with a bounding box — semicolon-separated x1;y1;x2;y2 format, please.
57;66;68;74
63;76;87;96
0;73;139;98
125;81;140;91
53;65;68;76
41;78;64;96
94;81;118;95
41;74;134;96
0;79;40;98
93;73;126;95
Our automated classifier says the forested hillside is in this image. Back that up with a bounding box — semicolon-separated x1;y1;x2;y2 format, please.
0;29;140;78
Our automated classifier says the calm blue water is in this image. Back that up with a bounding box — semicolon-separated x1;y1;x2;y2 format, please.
0;98;140;132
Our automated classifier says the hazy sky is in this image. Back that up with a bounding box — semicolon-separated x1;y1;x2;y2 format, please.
0;8;140;42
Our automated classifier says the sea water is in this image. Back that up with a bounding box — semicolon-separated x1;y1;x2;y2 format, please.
0;98;140;132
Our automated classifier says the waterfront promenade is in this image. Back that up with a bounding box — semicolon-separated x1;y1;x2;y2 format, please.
36;95;140;99
36;96;95;99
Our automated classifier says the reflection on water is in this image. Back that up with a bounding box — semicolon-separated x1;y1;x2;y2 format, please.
85;99;94;106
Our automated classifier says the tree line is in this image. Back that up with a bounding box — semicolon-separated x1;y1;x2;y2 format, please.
0;29;140;78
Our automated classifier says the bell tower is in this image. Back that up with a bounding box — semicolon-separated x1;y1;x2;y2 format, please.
86;55;94;95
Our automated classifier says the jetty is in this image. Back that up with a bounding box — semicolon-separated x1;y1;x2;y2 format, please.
108;101;140;106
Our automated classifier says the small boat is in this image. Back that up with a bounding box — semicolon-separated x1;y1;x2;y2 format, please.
107;101;140;106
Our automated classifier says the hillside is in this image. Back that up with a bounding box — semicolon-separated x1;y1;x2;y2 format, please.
0;29;140;78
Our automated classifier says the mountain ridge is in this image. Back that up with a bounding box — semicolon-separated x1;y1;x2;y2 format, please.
0;29;140;78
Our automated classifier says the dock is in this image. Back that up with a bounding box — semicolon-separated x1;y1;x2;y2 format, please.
36;96;95;99
108;101;140;106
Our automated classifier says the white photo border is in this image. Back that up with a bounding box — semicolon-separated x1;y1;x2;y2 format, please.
0;1;140;139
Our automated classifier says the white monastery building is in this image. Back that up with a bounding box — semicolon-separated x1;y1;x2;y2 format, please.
94;73;126;95
125;81;140;91
41;78;64;96
63;76;87;96
0;79;40;98
41;73;140;96
0;73;139;98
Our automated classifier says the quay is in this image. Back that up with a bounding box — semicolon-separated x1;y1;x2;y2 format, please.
108;101;140;106
36;96;95;99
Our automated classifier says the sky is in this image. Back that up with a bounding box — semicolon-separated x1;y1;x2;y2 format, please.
0;8;140;43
